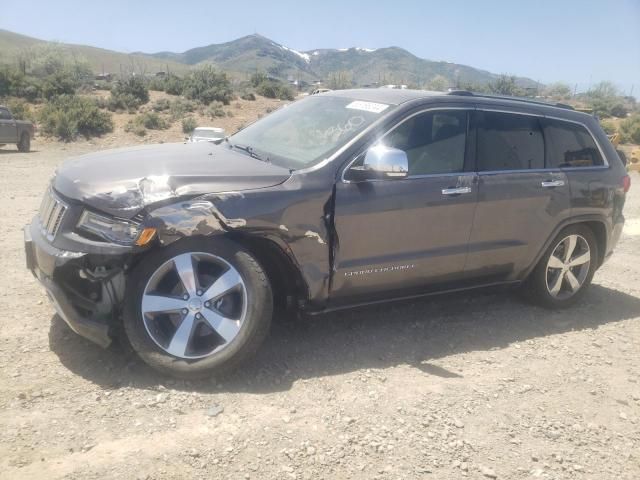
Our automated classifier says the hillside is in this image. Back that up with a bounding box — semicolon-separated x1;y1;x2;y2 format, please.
0;29;188;75
148;34;538;87
0;29;537;87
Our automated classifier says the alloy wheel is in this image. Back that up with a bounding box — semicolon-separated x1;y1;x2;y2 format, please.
545;234;591;301
141;252;247;359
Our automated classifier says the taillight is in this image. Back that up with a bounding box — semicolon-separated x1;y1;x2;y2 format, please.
622;175;631;193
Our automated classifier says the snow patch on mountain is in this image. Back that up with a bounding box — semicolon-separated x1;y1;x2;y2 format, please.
276;43;310;63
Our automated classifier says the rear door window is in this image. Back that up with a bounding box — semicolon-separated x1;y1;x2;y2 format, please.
476;111;544;171
542;119;603;168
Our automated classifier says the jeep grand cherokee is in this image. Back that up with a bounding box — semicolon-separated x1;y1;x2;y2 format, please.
25;89;628;378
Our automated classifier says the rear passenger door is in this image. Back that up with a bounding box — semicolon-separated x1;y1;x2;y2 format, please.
464;110;572;281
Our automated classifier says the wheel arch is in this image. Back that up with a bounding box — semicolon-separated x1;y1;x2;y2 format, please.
226;232;309;311
132;231;309;312
522;215;609;280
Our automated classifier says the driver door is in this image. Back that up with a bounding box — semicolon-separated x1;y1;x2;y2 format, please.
331;109;478;302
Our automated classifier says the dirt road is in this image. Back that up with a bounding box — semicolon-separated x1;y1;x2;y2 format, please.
1;140;639;479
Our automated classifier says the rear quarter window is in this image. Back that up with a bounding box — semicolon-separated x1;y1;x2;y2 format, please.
542;119;603;168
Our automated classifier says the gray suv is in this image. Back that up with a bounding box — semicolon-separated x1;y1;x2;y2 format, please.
25;89;628;378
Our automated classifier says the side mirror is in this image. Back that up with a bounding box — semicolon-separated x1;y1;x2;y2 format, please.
349;145;408;181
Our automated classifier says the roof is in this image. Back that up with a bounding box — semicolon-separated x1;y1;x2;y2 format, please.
323;88;582;116
323;88;445;105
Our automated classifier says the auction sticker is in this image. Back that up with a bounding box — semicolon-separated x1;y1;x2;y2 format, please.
345;101;389;113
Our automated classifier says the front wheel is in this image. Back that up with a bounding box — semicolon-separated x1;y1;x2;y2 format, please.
123;237;273;379
17;133;30;152
523;225;598;308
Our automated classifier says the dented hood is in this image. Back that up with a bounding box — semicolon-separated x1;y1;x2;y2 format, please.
53;142;291;219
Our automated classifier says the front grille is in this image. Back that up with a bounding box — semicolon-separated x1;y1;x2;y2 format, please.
39;189;67;239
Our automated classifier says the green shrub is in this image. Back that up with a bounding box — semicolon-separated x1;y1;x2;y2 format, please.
125;112;169;135
620;114;640;144
241;92;256;101
125;122;147;136
5;98;34;121
182;66;233;105
39;94;113;141
106;93;143;113
111;75;149;105
250;72;268;88
152;98;171;112
182;116;197;134
488;75;523;96
163;74;185;96
139;112;168;129
256;80;294;100
205;101;225;118
0;66;42;101
168;98;197;120
41;70;80;99
600;119;617;135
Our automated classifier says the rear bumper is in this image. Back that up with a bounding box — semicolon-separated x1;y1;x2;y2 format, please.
25;220;115;348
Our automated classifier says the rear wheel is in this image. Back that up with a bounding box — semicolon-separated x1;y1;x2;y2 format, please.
123;237;272;378
524;225;598;308
17;133;30;152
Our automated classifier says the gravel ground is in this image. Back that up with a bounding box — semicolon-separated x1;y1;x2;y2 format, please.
1;140;639;479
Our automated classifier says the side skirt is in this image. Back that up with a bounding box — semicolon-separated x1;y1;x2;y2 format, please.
304;280;522;316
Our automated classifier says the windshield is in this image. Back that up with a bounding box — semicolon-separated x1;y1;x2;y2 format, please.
194;129;224;139
229;96;393;169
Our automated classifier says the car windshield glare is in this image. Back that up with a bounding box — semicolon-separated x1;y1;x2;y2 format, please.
228;96;392;169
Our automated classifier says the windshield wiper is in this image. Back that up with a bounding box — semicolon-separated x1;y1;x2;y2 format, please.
227;140;269;163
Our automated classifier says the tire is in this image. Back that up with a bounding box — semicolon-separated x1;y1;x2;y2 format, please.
523;224;598;308
17;133;30;152
123;237;273;379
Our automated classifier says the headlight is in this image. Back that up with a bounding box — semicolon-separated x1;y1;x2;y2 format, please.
77;210;141;245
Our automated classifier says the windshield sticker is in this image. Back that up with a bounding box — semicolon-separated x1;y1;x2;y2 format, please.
346;101;389;114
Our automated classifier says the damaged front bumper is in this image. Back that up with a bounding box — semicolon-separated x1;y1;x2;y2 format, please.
24;218;128;348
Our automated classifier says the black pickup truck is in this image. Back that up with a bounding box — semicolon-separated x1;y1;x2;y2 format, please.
0;105;34;152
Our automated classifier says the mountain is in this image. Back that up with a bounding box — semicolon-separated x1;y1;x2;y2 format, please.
147;34;538;88
0;29;188;75
0;29;537;88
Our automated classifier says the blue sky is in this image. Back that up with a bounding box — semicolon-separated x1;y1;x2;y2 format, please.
2;0;639;93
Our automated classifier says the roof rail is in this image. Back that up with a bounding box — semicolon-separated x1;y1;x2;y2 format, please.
446;90;575;110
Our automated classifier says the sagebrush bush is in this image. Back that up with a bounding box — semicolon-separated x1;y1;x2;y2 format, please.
182;66;233;105
620;114;640;144
168;98;197;120
6;98;35;122
205;101;225;118
152;98;171;112
255;80;294;100
182;116;197;134
105;93;142;113
241;92;256;101
112;75;149;104
600;119;617;135
163;74;185;96
41;70;80;99
39;94;113;141
125;112;169;136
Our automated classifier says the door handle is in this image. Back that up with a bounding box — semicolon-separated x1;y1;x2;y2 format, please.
442;187;472;195
541;180;565;188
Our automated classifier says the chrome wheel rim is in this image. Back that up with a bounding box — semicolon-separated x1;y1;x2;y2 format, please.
545;234;591;300
141;252;247;359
